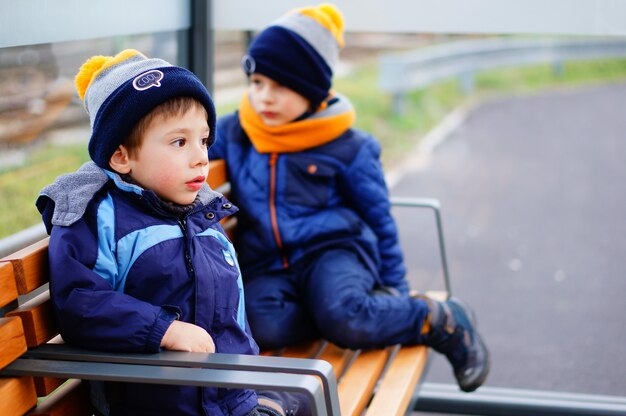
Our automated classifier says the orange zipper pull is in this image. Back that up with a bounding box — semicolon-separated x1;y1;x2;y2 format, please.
268;153;289;268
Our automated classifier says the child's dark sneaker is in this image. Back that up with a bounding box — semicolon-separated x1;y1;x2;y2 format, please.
423;297;490;392
256;391;311;416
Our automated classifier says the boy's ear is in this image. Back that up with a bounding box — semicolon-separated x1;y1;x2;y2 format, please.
109;145;132;174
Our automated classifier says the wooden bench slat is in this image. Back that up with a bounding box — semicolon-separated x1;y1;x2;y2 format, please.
221;217;237;241
32;339;68;396
33;376;66;398
337;348;389;416
2;238;50;295
0;262;19;308
0;377;37;416
0;317;28;370
27;379;94;416
6;291;57;348
276;340;326;359
364;346;429;416
317;344;354;380
207;159;228;189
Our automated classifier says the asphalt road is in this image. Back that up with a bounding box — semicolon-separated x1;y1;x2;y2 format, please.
390;82;626;397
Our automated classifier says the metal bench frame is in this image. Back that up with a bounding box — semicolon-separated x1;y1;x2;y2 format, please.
3;345;340;416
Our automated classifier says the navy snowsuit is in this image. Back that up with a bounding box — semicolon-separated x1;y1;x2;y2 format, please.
37;163;258;416
210;113;429;350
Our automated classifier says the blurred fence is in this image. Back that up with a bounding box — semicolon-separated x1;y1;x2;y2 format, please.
380;37;626;113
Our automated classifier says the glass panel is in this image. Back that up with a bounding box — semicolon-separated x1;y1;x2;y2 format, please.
0;31;182;238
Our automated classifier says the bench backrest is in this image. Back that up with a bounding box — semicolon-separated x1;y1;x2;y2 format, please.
0;244;94;415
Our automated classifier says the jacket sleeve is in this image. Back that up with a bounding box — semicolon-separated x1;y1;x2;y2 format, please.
48;219;177;353
338;137;409;294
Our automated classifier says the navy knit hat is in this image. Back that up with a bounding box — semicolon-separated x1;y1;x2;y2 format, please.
75;49;216;169
242;3;345;109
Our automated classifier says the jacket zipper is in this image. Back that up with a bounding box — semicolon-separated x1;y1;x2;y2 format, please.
269;153;289;268
179;218;201;325
178;218;195;276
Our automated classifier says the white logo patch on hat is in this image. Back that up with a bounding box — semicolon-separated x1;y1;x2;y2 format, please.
133;70;164;91
241;54;256;75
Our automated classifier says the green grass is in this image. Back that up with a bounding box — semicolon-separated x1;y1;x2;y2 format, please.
476;58;626;92
0;144;90;237
334;65;465;165
2;57;626;239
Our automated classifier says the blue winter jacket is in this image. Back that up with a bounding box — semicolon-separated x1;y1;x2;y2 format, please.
210;113;407;293
36;162;259;416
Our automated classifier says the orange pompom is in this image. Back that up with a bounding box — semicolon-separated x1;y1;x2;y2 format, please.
319;3;344;34
299;3;345;48
75;55;111;100
74;50;144;101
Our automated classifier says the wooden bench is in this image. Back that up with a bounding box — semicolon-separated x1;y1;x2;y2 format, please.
0;159;449;416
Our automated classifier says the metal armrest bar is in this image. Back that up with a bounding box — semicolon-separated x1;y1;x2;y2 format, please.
390;196;452;295
22;344;340;415
3;357;331;416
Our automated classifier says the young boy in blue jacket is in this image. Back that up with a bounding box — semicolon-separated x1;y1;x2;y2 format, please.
36;50;284;416
210;4;490;393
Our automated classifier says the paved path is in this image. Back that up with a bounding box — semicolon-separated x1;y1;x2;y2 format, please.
391;83;626;396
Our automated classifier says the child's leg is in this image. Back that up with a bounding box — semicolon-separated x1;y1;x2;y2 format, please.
244;269;319;349
302;247;489;392
302;247;429;349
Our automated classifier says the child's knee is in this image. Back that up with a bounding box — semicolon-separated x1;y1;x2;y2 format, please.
248;306;317;349
315;296;377;349
320;318;375;349
251;322;291;349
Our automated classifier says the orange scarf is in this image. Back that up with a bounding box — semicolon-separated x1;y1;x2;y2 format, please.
239;93;356;153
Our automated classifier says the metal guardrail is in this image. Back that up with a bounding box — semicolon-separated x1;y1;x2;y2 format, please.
380;37;626;113
0;223;46;258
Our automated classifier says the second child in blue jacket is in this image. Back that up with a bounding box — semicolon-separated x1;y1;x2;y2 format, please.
37;50;284;416
211;4;490;393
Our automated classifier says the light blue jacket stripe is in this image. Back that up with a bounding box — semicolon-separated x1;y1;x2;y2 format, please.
93;193;119;289
104;169;143;196
93;192;183;292
116;225;183;293
197;228;247;331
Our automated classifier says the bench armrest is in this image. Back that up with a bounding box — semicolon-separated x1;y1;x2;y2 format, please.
390;196;452;295
3;344;341;416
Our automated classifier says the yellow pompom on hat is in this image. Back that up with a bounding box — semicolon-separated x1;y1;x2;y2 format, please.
74;49;215;168
241;3;346;108
75;50;144;101
296;3;345;48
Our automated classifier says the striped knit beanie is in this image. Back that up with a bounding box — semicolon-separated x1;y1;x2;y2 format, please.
242;3;345;108
75;49;215;169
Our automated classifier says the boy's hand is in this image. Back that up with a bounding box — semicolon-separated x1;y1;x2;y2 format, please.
161;320;216;353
